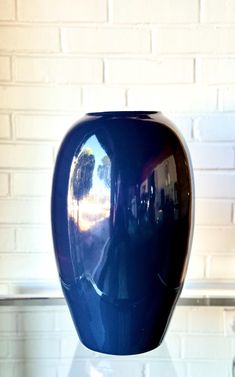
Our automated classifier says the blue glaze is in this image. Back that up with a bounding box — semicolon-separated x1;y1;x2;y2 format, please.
51;111;194;355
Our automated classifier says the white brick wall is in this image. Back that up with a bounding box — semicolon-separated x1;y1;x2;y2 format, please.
0;145;53;168
12;172;52;196
0;26;60;52
61;27;151;53
0;199;49;224
112;0;199;23
0;173;9;196
17;0;107;22
105;58;194;84
0;56;11;81
0;86;82;111
127;86;217;112
14;114;76;140
203;0;235;23
0;114;11;138
195;200;232;225
153;26;235;54
0;305;233;377
0;228;14;252
193;115;235;141
14;57;103;84
199;58;235;84
0;0;15;21
222;87;235;111
0;0;234;303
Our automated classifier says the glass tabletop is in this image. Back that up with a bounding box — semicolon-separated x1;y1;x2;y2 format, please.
0;298;234;377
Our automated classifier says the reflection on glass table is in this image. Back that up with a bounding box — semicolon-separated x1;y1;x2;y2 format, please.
0;298;234;377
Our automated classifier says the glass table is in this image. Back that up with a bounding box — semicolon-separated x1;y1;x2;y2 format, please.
0;296;234;377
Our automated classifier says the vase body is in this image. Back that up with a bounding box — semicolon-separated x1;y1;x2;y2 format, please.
51;111;194;355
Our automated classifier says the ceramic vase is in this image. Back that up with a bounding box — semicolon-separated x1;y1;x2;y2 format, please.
51;111;194;355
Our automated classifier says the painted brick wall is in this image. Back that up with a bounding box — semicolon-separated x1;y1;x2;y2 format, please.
0;0;234;294
0;304;234;377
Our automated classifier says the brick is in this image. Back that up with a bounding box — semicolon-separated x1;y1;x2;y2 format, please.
113;0;199;23
183;335;232;359
0;312;16;331
0;27;59;52
0;340;8;357
193;226;235;253
0;228;14;251
188;143;234;169
10;338;60;358
16;228;53;252
105;58;194;84
0;0;15;20
0;144;52;168
193;114;235;141
12;173;52;196
0;254;57;279
188;307;224;333
15;114;76;141
18;311;54;332
18;0;106;21
14;57;103;84
222;88;235;111
60;336;93;358
153;27;235;54
0;57;10;81
188;361;230;377
200;58;235;84
0;115;11;138
0;86;82;111
57;364;74;377
0;284;9;295
166;114;192;141
0;199;50;224
0;363;13;377
195;199;232;225
83;87;126;109
194;172;235;198
203;0;235;23
209;256;235;280
57;364;75;377
168;307;188;332
0;173;8;196
62;27;151;53
128;86;217;112
55;310;75;332
13;362;57;377
0;117;11;141
146;361;186;377
186;255;205;280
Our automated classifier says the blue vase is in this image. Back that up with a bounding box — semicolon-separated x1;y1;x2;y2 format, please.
51;111;194;355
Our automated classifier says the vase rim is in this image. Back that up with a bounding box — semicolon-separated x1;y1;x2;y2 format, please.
87;111;160;117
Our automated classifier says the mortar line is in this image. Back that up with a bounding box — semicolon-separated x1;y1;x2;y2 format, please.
15;0;18;21
107;0;113;23
199;0;205;23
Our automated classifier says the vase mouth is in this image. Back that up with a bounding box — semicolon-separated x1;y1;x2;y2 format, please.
87;111;160;117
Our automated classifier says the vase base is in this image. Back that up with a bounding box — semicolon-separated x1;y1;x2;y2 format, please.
63;277;178;356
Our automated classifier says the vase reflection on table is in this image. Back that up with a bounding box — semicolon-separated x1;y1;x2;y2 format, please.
51;111;194;355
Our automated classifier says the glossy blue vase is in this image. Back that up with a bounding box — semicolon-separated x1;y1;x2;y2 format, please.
51;111;194;355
